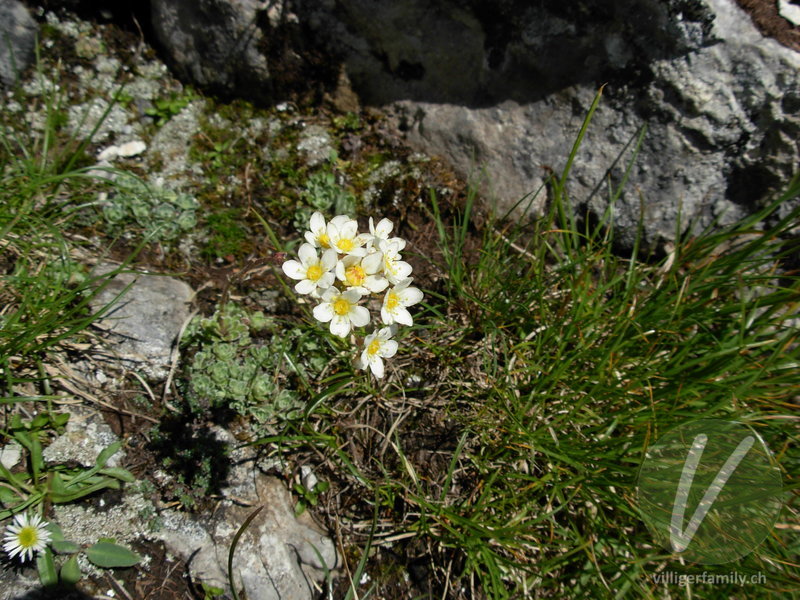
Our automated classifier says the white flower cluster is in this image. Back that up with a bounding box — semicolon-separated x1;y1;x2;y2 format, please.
282;212;423;378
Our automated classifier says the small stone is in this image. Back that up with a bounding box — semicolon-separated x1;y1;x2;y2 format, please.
778;0;800;26
0;441;21;470
97;145;120;161
117;140;147;157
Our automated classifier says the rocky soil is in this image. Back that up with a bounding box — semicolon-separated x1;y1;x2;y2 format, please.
0;4;466;600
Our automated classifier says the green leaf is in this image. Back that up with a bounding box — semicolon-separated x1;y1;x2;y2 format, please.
51;539;80;554
99;467;136;482
60;554;82;585
46;521;66;542
95;441;121;468
201;582;225;598
36;547;58;586
85;541;141;568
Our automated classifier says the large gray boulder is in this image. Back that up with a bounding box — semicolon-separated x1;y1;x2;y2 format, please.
149;0;800;247
0;0;37;87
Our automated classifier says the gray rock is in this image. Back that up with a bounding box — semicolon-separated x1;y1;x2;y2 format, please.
0;0;37;87
42;405;121;468
149;0;800;248
298;124;334;166
150;0;272;100
379;0;800;248
66;97;137;143
148;99;205;185
157;473;336;600
89;264;195;381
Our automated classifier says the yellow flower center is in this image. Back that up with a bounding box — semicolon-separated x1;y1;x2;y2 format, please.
386;292;400;311
318;233;330;248
345;264;366;287
306;264;324;281
337;238;355;252
18;526;38;548
367;339;381;356
333;297;351;316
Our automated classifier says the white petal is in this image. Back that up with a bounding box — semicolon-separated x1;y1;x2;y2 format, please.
394;278;412;292
388;261;413;283
318;250;337;272
381;306;395;325
363;275;389;293
335;260;346;281
342;288;363;303
317;272;335;289
398;286;423;306
310;211;326;233
295;279;317;295
350;305;370;327
381;340;398;358
313;302;334;322
330;214;351;227
375;218;393;237
282;260;306;280
369;355;385;378
354;353;367;370
393;307;413;326
361;251;383;274
345;247;367;258
297;243;317;265
340;220;358;238
330;315;351;337
305;231;318;246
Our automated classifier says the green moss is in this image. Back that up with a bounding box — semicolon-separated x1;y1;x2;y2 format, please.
201;208;251;260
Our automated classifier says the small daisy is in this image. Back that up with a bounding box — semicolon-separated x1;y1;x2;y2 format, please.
381;278;424;326
304;211;333;249
378;239;413;284
355;327;398;378
282;243;337;296
3;512;51;562
335;253;389;294
313;288;370;337
328;217;367;257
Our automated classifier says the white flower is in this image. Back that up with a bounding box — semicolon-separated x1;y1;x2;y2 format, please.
381;278;424;326
282;243;337;296
367;217;394;248
313;288;370;337
378;239;413;284
335;253;389;294
304;211;333;249
328;217;367;257
3;512;51;562
355;327;398;378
